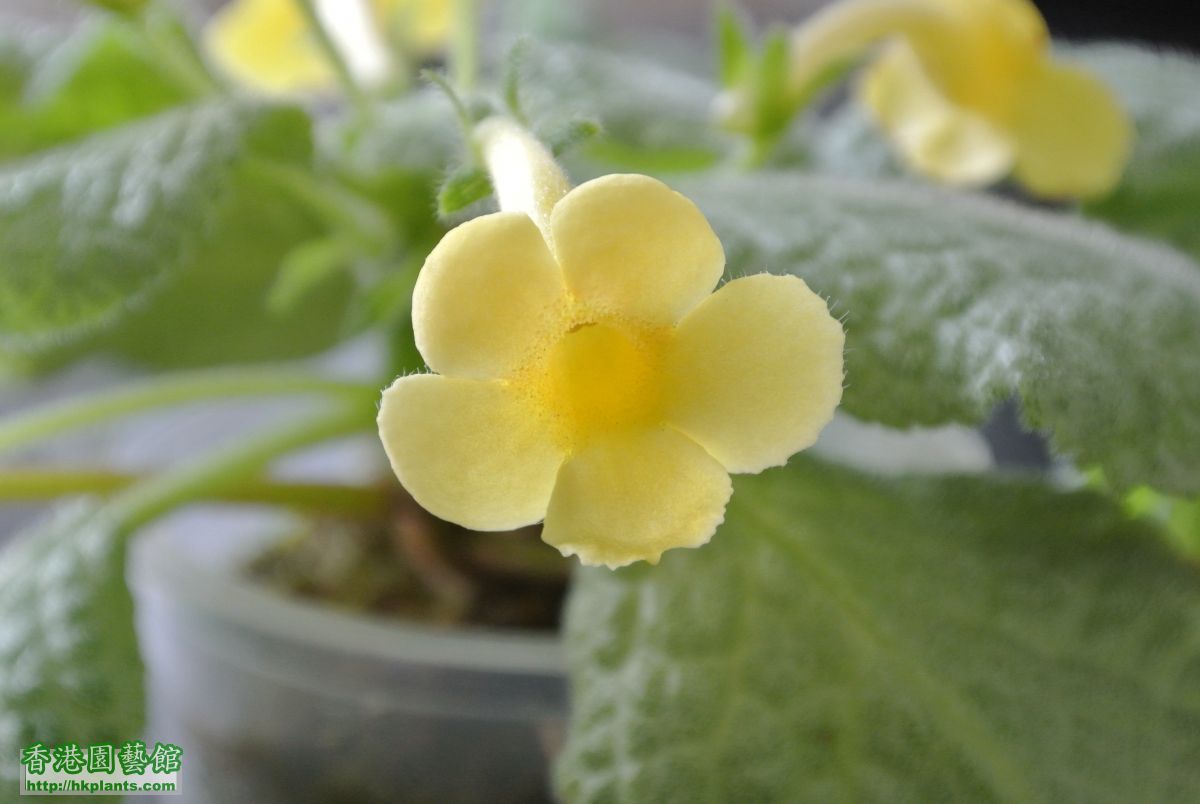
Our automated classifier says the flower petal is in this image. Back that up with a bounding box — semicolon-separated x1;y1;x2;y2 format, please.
1010;59;1133;199
413;212;567;380
549;175;725;325
376;0;451;53
786;0;958;100
205;0;334;94
664;274;844;474
377;374;564;530
541;428;732;568
860;40;1015;186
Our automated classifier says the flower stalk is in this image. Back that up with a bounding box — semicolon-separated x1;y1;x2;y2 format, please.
451;0;481;93
0;469;388;519
108;403;374;534
474;116;570;239
291;0;371;113
0;368;378;458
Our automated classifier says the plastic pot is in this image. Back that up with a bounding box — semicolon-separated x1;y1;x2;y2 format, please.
129;511;567;803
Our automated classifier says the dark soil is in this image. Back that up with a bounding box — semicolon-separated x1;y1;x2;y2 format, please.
245;491;569;631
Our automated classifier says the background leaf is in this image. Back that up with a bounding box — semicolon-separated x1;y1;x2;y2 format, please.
317;91;458;369
0;502;142;791
514;41;725;172
0;20;191;159
0;27;43;112
1069;44;1200;262
715;4;752;88
325;89;459;231
680;172;1200;494
557;458;1200;802
91;175;357;369
788;98;901;177
0;99;314;354
438;164;493;217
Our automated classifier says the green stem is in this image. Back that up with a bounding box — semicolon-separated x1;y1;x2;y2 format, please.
451;0;480;93
0;368;378;458
108;403;373;533
292;0;371;114
423;69;474;132
0;468;387;520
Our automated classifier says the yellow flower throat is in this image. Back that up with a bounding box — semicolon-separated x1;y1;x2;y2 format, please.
520;319;667;450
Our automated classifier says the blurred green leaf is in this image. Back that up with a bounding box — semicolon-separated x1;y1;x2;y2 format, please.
0;502;142;791
0;28;43;107
437;164;493;217
0;21;191;159
0;100;313;355
558;458;1200;802
681;172;1200;495
317;92;457;369
268;236;358;315
715;4;752;88
513;42;725;172
85;0;149;14
546;117;602;157
324;90;455;239
94;177;358;368
1113;483;1200;560
740;27;796;148
1069;44;1200;262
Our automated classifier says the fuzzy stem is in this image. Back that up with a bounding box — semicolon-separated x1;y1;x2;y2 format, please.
475;116;570;240
0;468;387;520
0;369;378;458
108;404;373;533
292;0;371;114
451;0;480;93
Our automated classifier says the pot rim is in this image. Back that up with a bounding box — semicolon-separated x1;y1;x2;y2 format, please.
129;518;566;678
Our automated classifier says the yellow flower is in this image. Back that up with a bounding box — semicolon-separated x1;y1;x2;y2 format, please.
377;121;844;568
789;0;1132;198
205;0;449;95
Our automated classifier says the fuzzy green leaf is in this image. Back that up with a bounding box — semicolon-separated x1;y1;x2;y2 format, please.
557;459;1200;802
0;100;313;353
715;4;752;88
546;117;602;157
325;90;457;237
680;172;1200;494
787;98;900;175
514;42;724;172
0;502;142;790
0;21;191;159
89;176;357;369
1069;44;1200;262
0;29;42;108
267;236;357;315
437;164;493;217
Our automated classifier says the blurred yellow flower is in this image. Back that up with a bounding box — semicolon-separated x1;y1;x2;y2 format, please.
205;0;449;94
790;0;1132;198
377;173;844;568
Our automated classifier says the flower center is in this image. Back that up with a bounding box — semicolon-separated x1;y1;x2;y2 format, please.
543;321;663;444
